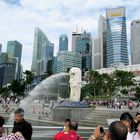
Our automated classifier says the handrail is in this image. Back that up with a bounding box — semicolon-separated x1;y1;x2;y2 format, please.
3;125;108;130
2;125;108;140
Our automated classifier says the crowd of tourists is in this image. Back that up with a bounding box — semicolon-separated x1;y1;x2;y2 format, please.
52;112;140;140
0;105;140;140
85;99;139;110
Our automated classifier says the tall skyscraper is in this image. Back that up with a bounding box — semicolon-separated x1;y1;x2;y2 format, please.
72;31;82;52
7;40;22;79
98;15;107;68
92;37;100;70
131;20;140;65
0;44;2;53
56;51;82;73
52;57;57;74
75;31;92;74
41;41;54;75
106;7;128;67
59;34;68;52
31;27;54;75
0;53;8;64
0;63;16;87
31;27;45;72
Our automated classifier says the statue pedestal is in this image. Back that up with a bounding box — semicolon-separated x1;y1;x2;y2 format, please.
52;107;92;121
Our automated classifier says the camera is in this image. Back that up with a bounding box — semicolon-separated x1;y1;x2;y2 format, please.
100;126;104;134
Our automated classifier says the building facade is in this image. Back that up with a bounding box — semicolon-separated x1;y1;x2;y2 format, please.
41;42;54;74
31;27;54;75
98;15;107;68
31;27;46;72
0;63;16;87
72;31;82;52
0;53;8;64
7;40;22;79
92;37;100;70
75;31;92;74
106;7;128;67
131;20;140;65
52;57;57;74
59;34;68;52
56;51;82;73
0;44;2;53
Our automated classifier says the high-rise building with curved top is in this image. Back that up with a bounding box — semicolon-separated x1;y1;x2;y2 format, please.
31;28;54;75
106;7;128;67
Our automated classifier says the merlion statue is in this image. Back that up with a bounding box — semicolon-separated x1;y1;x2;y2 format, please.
69;67;81;102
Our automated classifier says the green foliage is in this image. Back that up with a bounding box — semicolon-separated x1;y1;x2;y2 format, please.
24;70;35;84
0;86;11;97
11;80;26;96
82;70;136;99
113;70;135;87
121;89;128;95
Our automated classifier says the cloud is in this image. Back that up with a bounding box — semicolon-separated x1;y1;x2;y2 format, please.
0;0;140;70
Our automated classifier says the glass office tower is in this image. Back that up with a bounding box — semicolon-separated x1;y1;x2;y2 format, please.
31;27;54;75
59;34;68;52
7;40;22;79
106;7;128;67
75;31;92;74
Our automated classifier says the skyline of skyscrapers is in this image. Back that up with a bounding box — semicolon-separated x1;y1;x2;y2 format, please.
131;20;140;65
59;34;68;52
106;7;128;67
1;6;140;78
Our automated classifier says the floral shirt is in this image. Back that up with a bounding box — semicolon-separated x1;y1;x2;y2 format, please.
0;133;25;140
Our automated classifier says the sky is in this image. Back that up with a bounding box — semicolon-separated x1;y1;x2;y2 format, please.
0;0;140;70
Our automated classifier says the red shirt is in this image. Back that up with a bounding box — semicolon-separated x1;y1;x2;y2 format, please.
53;130;83;140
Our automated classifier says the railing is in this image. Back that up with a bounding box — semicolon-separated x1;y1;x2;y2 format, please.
3;125;102;140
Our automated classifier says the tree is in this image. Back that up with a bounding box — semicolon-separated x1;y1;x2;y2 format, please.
24;70;35;84
82;70;135;98
11;80;25;96
100;73;116;96
113;70;135;95
82;70;102;97
0;86;11;97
